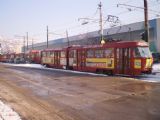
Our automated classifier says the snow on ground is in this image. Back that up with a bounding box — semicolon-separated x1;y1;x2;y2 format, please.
0;100;21;120
136;63;160;83
3;63;44;69
0;63;159;119
152;63;160;72
1;63;108;77
1;63;160;82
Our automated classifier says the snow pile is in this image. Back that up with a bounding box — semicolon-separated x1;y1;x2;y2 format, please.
13;64;44;68
0;100;21;120
3;63;160;72
152;63;160;72
1;63;108;76
2;63;44;69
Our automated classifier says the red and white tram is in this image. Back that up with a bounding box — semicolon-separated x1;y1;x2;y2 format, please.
41;40;153;76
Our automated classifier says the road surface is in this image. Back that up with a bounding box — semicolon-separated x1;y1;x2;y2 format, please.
0;63;160;120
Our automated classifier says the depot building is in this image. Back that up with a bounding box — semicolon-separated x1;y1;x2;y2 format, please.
23;18;160;53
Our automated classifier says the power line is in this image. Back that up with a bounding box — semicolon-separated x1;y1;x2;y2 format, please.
124;0;134;4
133;7;160;17
117;3;160;15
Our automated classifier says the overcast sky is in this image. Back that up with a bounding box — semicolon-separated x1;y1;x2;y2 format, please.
0;0;160;44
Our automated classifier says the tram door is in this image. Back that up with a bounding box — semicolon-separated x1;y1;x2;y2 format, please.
54;51;60;67
77;50;86;70
116;48;130;74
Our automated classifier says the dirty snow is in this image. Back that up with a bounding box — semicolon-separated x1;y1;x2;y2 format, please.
4;63;160;72
0;100;21;120
152;63;160;72
136;63;160;83
1;63;160;82
4;63;44;69
5;62;160;75
1;63;108;77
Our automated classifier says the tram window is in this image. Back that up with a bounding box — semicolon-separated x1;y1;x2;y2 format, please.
87;50;94;58
134;47;151;58
35;53;38;57
36;53;37;57
35;53;39;57
50;52;54;57
134;48;141;57
42;52;46;57
61;51;66;57
140;47;152;57
95;49;104;58
47;52;50;57
104;48;114;58
128;48;131;58
74;50;76;58
69;50;74;58
39;52;41;57
116;49;119;58
31;54;34;58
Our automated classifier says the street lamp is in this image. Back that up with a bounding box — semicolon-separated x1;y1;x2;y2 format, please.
78;2;105;45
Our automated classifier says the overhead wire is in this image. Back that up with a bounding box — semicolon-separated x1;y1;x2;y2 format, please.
10;0;160;48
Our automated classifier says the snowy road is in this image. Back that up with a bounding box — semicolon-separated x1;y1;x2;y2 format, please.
136;63;160;82
0;101;21;120
0;63;160;120
2;63;160;83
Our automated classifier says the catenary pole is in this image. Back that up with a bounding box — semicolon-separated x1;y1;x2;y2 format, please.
66;30;70;47
144;0;149;43
99;2;103;43
26;32;28;50
47;26;49;48
23;36;26;53
32;39;34;50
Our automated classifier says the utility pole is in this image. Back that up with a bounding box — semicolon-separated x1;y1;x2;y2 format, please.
66;30;70;47
129;27;131;41
98;2;105;44
47;26;49;48
23;36;26;53
144;0;149;43
32;39;34;50
66;30;70;69
26;32;28;51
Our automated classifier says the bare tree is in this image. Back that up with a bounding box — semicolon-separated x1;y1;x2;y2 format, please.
0;36;22;54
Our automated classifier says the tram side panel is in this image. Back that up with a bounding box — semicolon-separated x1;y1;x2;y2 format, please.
71;47;115;74
60;50;67;69
41;50;55;67
40;41;153;76
29;50;41;64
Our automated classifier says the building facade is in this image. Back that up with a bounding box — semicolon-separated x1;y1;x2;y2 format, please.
23;18;160;53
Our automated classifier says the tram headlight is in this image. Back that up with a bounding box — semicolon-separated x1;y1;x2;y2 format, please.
145;58;152;68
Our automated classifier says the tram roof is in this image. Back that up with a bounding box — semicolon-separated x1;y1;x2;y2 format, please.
82;40;149;49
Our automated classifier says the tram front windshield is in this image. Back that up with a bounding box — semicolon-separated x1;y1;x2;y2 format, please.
134;47;152;58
